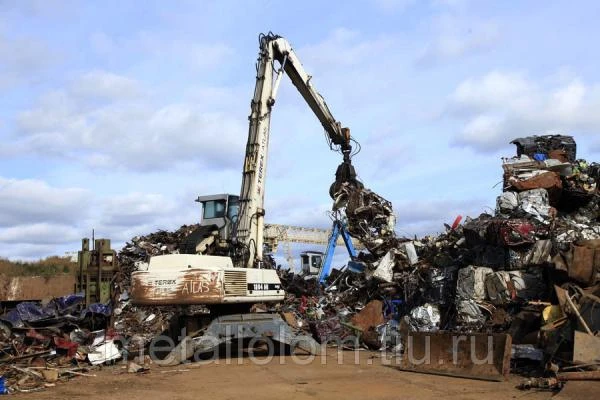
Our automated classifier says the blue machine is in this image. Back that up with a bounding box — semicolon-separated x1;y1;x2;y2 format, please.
317;219;364;283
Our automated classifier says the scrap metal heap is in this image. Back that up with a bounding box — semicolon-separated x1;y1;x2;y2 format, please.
278;134;600;384
106;134;599;384
333;183;398;256
3;135;598;393
0;225;202;393
0;294;114;393
113;224;201;352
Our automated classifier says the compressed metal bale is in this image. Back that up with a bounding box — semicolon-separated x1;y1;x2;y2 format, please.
456;299;486;325
485;270;546;305
522;240;552;265
509;171;562;194
496;191;519;214
404;303;440;332
518;188;553;223
485;218;538;247
456;266;493;301
471;245;507;269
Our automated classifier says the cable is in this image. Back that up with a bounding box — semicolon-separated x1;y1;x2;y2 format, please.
350;138;361;158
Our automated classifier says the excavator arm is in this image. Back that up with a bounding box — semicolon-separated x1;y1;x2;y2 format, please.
269;37;350;149
234;33;361;268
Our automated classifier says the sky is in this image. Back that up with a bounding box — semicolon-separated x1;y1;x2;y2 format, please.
1;0;600;266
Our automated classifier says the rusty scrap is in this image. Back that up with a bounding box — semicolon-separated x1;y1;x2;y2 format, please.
397;332;512;382
557;370;600;381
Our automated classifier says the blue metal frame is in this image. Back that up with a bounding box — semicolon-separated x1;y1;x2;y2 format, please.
318;220;357;283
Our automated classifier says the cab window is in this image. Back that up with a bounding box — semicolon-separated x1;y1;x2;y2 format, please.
301;254;309;266
312;256;322;268
203;200;226;219
227;197;239;220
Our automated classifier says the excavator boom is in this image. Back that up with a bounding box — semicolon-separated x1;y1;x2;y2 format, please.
235;33;361;268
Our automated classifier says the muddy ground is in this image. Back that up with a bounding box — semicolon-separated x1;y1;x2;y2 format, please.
18;351;594;400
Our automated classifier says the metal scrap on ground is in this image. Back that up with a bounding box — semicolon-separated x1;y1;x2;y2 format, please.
1;134;599;394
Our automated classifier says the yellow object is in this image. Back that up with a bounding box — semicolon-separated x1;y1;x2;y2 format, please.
543;305;564;323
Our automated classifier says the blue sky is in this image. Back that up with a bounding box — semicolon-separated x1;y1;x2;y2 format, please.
1;0;600;264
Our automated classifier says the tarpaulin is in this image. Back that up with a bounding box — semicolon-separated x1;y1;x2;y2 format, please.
0;292;111;328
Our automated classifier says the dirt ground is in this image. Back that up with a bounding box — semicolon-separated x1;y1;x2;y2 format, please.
17;351;584;400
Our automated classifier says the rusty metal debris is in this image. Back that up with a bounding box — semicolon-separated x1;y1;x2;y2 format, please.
332;184;397;257
98;134;597;393
279;134;600;388
0;293;113;393
112;225;200;352
2;134;599;394
398;332;512;382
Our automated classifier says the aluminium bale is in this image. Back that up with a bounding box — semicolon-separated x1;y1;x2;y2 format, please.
456;299;486;325
456;266;493;301
485;218;538;247
404;303;440;332
518;188;554;223
496;191;519;215
485;270;547;305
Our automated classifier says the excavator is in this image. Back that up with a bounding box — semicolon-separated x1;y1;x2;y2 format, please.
130;33;362;363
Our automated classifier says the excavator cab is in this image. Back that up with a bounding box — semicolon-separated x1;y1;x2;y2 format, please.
180;194;239;254
197;194;239;231
300;251;324;276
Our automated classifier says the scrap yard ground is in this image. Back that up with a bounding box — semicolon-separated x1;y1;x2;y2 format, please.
20;352;556;400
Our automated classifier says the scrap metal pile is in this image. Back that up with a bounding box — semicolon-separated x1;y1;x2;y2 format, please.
5;134;593;393
97;134;599;386
0;293;116;394
113;225;201;352
280;134;600;384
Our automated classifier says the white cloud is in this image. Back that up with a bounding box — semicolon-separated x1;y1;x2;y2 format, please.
0;177;90;259
451;71;534;112
0;223;81;244
299;28;395;68
71;70;142;99
0;243;60;260
395;198;487;236
90;191;199;245
101;192;179;227
448;71;600;151
131;31;234;72
266;196;333;229
11;73;246;171
416;16;500;66
0;177;90;227
372;0;416;11
457;115;505;150
0;177;202;259
0;32;54;88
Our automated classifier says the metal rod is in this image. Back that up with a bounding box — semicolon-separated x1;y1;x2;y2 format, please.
565;294;593;335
